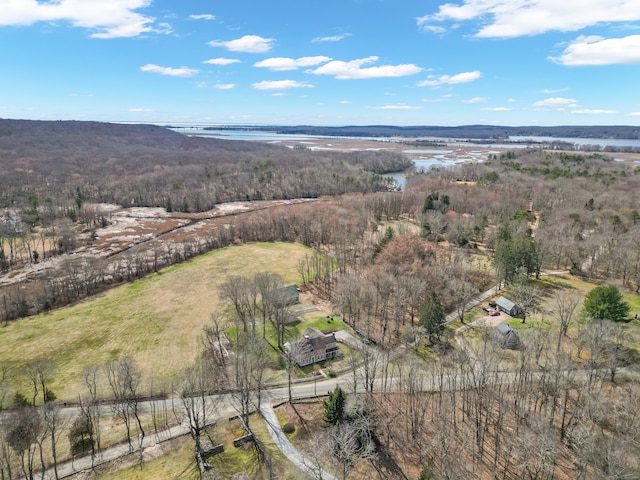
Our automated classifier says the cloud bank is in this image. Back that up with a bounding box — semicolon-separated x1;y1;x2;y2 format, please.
309;56;422;79
0;0;157;38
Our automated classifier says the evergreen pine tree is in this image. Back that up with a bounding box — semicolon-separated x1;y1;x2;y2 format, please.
323;386;347;426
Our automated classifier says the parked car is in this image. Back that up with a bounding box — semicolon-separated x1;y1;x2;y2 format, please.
489;301;497;308
489;309;500;316
483;307;491;313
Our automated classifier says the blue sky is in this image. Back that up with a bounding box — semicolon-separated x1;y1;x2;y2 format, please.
2;0;640;126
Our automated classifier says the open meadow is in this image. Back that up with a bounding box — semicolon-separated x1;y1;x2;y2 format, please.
0;242;314;403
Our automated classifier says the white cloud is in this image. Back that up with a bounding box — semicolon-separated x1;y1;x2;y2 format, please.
0;0;157;38
203;58;241;66
462;97;487;104
190;14;215;21
128;108;153;112
155;22;172;35
533;97;577;107
373;105;421;110
312;33;351;42
422;25;447;34
140;64;199;77
252;80;314;91
508;98;516;102
629;112;640;116
481;107;512;111
550;35;640;66
309;56;422;79
254;56;331;71
208;35;274;53
418;0;640;38
541;88;568;93
339;100;352;104
213;84;236;90
422;94;454;103
571;109;617;114
418;70;481;87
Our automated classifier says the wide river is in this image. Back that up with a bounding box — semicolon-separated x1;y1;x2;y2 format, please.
170;126;640;149
168;126;640;189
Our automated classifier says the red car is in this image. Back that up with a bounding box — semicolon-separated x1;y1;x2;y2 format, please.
489;309;500;316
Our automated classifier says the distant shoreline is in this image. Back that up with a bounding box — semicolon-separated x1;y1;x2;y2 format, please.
198;124;640;141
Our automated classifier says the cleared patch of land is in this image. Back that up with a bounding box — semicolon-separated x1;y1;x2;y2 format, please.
90;411;304;480
0;242;314;402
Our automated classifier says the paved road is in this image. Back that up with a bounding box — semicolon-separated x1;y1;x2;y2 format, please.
261;400;339;480
28;273;574;479
33;360;603;480
35;401;240;480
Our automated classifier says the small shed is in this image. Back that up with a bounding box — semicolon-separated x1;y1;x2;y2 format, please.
282;312;302;325
496;296;522;317
495;323;521;349
271;285;300;306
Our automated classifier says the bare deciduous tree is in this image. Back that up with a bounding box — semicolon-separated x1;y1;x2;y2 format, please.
552;289;581;351
450;278;478;324
42;402;66;480
232;332;269;427
105;357;144;453
25;359;55;406
178;359;219;477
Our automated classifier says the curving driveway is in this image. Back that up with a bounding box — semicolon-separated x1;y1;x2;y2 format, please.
261;400;339;480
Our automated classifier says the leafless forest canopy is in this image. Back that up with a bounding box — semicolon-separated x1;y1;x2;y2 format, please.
0;119;411;212
1;120;640;479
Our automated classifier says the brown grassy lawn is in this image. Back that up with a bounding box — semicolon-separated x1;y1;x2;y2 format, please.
0;242;314;403
95;412;307;480
90;436;196;480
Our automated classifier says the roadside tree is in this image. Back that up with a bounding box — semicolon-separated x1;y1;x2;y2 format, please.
583;285;630;322
419;291;445;343
510;270;540;324
552;289;581;351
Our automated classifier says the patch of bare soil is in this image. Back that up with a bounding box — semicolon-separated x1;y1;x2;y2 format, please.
0;198;317;288
468;314;506;328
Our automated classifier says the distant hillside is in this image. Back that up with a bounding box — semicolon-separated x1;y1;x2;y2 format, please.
239;124;640;140
0;119;412;211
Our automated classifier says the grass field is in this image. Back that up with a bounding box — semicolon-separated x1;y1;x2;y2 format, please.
0;242;315;403
96;412;305;480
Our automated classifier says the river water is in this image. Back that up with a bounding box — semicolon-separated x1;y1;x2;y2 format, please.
169;127;640;190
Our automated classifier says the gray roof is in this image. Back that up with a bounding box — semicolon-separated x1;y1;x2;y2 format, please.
496;322;517;335
495;322;520;348
496;296;518;311
271;285;300;306
302;327;335;351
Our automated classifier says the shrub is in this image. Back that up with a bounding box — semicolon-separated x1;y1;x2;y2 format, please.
283;423;295;434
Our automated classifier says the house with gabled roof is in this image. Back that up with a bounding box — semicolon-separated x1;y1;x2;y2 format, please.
494;322;521;349
285;327;340;366
496;296;522;317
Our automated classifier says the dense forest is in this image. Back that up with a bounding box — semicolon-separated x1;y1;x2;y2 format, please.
0;119;411;212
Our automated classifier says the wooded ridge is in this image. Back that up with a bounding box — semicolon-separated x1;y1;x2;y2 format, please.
0;118;411;212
